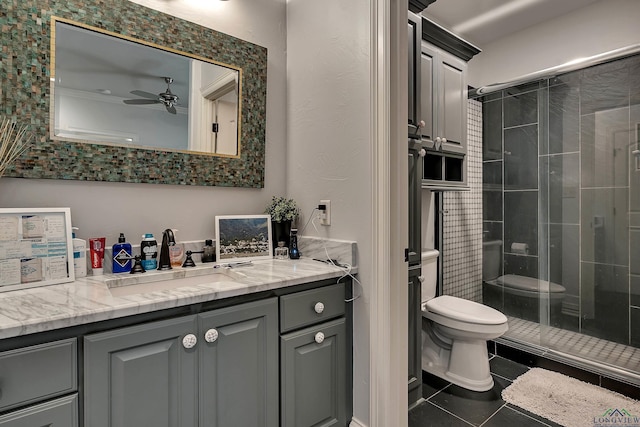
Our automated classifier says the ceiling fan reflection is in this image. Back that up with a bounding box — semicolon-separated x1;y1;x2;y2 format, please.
123;76;179;114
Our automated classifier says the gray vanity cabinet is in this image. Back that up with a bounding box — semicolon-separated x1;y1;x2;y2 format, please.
84;298;278;427
280;283;349;427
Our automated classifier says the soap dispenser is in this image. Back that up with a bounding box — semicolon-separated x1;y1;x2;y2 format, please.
112;233;133;273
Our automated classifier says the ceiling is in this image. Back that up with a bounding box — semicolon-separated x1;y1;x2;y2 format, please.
422;0;600;47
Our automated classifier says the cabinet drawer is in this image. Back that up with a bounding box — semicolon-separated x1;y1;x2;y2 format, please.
280;283;345;333
0;338;77;412
0;394;78;427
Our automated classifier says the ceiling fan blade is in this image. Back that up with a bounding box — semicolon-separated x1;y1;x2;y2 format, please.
129;90;159;99
123;99;160;105
166;104;177;114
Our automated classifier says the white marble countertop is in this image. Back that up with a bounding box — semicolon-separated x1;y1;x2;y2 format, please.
0;257;353;340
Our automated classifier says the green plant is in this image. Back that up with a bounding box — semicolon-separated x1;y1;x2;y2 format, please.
265;196;299;222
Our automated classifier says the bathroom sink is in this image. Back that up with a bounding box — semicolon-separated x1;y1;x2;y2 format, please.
106;268;243;297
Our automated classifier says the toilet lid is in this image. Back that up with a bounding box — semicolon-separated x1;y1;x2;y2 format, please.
425;295;507;325
497;274;566;293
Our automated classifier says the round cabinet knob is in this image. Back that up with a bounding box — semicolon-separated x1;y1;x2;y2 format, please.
182;333;197;349
442;137;447;143
418;148;426;158
314;302;325;314
315;332;325;344
435;136;441;143
204;328;219;343
418;276;425;283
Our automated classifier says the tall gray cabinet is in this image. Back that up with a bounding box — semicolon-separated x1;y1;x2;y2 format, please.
407;7;480;408
84;298;278;427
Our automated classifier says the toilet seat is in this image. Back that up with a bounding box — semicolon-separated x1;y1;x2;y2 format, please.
425;295;507;325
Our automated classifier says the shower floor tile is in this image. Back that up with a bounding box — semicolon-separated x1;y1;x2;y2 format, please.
504;316;640;384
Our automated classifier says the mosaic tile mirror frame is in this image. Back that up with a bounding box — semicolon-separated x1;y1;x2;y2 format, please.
1;0;267;187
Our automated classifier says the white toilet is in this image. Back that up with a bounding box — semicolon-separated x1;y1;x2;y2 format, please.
421;249;508;392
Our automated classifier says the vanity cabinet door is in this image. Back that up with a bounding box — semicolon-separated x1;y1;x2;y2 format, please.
84;315;198;427
198;298;278;427
280;317;347;427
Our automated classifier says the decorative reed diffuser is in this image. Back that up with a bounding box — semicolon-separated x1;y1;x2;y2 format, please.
0;118;33;178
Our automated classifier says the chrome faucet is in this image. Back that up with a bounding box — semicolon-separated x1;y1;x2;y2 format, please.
158;228;175;270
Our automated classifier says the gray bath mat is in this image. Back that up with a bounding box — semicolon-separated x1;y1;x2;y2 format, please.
502;368;640;427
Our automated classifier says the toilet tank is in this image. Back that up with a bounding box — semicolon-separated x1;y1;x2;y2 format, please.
482;240;502;281
421;249;439;303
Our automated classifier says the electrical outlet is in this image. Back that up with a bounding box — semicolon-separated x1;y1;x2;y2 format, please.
320;199;331;226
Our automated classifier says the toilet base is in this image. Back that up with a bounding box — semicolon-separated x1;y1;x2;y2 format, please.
422;329;495;392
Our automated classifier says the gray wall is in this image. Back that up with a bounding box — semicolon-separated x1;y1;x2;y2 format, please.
467;0;640;88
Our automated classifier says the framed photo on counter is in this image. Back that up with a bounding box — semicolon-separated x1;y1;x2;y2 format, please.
0;208;75;292
215;215;272;264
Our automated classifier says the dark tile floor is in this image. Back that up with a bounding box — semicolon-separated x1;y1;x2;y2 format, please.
408;355;563;427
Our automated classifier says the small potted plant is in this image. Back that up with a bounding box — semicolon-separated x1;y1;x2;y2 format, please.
265;196;299;254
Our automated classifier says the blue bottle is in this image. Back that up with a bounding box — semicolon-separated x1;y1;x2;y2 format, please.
112;233;132;273
289;228;300;260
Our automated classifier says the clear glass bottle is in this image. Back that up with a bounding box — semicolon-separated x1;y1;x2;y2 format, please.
275;241;289;259
201;239;215;263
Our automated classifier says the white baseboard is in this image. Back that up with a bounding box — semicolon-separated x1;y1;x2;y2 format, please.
350;417;368;427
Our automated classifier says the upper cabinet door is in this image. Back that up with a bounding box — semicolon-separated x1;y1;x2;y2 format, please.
438;51;467;155
408;12;422;128
420;44;436;143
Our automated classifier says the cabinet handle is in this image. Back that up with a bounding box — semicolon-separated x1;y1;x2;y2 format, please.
418;148;426;158
204;328;219;343
418;276;425;283
314;302;325;314
441;137;447;144
182;333;198;349
315;332;325;344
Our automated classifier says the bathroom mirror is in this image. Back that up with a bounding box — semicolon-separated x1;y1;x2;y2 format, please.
52;20;240;156
1;0;267;187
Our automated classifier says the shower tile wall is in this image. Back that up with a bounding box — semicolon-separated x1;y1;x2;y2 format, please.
481;53;640;350
442;99;483;302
